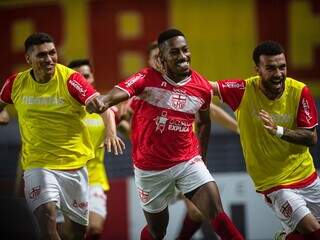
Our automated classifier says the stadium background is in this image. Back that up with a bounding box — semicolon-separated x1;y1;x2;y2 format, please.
0;0;319;239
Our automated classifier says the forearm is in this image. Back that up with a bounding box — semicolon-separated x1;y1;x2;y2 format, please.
197;121;211;164
101;109;117;137
280;127;317;147
101;88;129;109
210;104;238;133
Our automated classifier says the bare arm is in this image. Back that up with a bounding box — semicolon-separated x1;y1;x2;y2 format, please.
87;88;130;114
210;103;238;133
196;109;211;165
259;109;317;146
210;81;220;97
101;109;125;155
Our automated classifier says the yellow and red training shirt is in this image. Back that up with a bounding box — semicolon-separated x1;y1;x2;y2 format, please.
216;76;318;192
0;64;99;170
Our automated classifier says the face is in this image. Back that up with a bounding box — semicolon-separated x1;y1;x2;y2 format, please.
74;65;94;85
25;42;58;81
256;53;287;98
148;47;160;70
159;36;191;80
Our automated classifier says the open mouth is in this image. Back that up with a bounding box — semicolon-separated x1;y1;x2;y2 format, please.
176;61;189;70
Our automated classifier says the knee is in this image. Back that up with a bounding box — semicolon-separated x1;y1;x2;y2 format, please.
88;223;104;235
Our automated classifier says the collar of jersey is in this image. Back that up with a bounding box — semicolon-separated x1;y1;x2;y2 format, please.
162;73;192;86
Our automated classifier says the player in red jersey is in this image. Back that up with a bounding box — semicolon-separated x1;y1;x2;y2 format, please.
88;29;243;240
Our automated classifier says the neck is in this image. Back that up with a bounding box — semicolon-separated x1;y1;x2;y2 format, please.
31;70;52;83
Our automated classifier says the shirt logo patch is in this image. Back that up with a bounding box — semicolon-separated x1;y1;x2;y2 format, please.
125;73;144;87
222;82;245;89
153;111;168;133
301;98;312;124
29;185;41;200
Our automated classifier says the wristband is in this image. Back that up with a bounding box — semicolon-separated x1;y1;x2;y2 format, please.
275;126;284;138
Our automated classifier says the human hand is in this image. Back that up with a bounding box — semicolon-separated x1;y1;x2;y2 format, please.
86;95;107;114
104;135;125;155
259;109;277;135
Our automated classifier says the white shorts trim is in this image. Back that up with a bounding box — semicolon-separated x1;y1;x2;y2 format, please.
24;167;89;226
134;156;214;213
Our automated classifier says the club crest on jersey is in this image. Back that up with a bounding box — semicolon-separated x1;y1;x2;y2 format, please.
29;185;41;200
171;92;187;110
280;201;293;218
154;111;168;133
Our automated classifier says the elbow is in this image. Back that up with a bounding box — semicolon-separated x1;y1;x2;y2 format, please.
308;132;317;147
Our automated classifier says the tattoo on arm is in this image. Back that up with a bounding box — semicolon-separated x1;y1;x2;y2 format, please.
281;127;317;147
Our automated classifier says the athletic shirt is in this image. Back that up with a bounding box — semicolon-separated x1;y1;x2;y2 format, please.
84;112;110;191
117;68;212;170
0;64;98;170
217;76;318;192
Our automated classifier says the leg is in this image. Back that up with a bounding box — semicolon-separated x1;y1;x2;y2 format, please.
86;212;105;240
62;216;87;240
33;202;61;240
142;207;169;240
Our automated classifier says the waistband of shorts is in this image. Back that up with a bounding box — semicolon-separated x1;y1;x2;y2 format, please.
257;171;318;195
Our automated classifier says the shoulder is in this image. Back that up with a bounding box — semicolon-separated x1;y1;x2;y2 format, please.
190;70;212;90
285;77;306;90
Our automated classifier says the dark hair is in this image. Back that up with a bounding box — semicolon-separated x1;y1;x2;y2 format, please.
252;41;284;65
68;59;91;69
24;32;54;53
157;29;185;46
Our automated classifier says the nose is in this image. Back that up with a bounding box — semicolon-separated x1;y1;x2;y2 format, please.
179;50;188;60
44;54;53;63
274;68;282;77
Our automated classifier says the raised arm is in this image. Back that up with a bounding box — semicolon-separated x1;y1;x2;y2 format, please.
196;108;211;165
101;108;125;155
210;103;238;133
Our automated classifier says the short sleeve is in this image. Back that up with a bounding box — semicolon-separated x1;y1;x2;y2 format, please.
200;86;213;111
0;74;17;104
116;70;147;97
296;86;318;128
216;80;245;111
67;72;99;105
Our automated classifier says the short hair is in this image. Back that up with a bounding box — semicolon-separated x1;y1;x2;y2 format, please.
67;59;91;69
157;29;185;46
252;41;284;65
24;32;54;53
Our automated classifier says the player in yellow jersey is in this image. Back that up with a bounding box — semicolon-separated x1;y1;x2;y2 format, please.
0;32;105;240
67;59;124;240
209;41;319;240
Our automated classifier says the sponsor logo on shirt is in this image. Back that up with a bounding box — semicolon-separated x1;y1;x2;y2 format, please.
154;111;191;133
22;96;64;105
302;98;312;124
69;79;87;97
125;73;144;87
137;187;150;203
222;82;245;89
251;109;293;125
29;185;41;200
154;111;168;133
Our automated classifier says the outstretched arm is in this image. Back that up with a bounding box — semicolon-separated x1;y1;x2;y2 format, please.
196;108;211;165
259;109;317;146
210;103;238;133
101;108;125;155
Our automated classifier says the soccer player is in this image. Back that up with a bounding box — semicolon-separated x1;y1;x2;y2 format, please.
210;41;319;240
66;59;124;240
0;32;105;240
88;29;243;240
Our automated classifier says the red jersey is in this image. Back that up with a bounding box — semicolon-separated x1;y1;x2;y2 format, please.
117;68;212;170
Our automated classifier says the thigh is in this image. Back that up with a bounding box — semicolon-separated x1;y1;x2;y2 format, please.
175;157;214;195
56;167;89;226
24;168;60;212
267;189;311;233
134;166;175;213
89;185;107;219
302;177;320;221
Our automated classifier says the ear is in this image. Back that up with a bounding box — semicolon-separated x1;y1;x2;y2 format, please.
255;65;261;75
25;54;31;65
